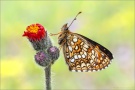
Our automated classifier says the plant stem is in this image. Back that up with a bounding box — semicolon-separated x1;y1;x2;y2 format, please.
45;65;51;90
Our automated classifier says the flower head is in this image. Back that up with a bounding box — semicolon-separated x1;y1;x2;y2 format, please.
23;23;46;41
23;23;52;51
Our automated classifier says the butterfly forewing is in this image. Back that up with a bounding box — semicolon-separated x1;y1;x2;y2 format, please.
63;33;113;72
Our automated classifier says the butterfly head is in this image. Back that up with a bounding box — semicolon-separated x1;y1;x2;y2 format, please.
58;23;69;45
61;11;82;32
58;12;81;45
61;23;68;31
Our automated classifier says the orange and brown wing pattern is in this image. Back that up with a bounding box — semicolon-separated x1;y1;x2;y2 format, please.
63;33;113;72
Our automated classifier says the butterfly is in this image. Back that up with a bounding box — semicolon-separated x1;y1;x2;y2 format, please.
51;12;113;72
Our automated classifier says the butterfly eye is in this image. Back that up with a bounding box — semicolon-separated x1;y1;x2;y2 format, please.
61;23;68;31
64;27;68;30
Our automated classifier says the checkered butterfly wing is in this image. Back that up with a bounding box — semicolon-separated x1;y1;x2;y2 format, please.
63;33;113;72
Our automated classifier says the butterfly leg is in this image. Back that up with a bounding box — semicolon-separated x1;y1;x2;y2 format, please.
59;39;66;50
50;32;62;36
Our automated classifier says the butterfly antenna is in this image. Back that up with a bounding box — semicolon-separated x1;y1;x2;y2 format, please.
68;11;82;29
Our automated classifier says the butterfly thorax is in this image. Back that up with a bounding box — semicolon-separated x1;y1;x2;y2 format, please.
58;23;70;45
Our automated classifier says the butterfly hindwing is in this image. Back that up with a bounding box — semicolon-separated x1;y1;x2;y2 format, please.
63;33;113;72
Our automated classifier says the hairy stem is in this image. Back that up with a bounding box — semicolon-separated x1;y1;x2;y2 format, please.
45;65;51;90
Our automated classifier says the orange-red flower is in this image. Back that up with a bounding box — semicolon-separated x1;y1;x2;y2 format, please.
23;23;46;41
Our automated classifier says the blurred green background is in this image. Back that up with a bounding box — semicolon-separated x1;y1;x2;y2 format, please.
1;1;134;90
